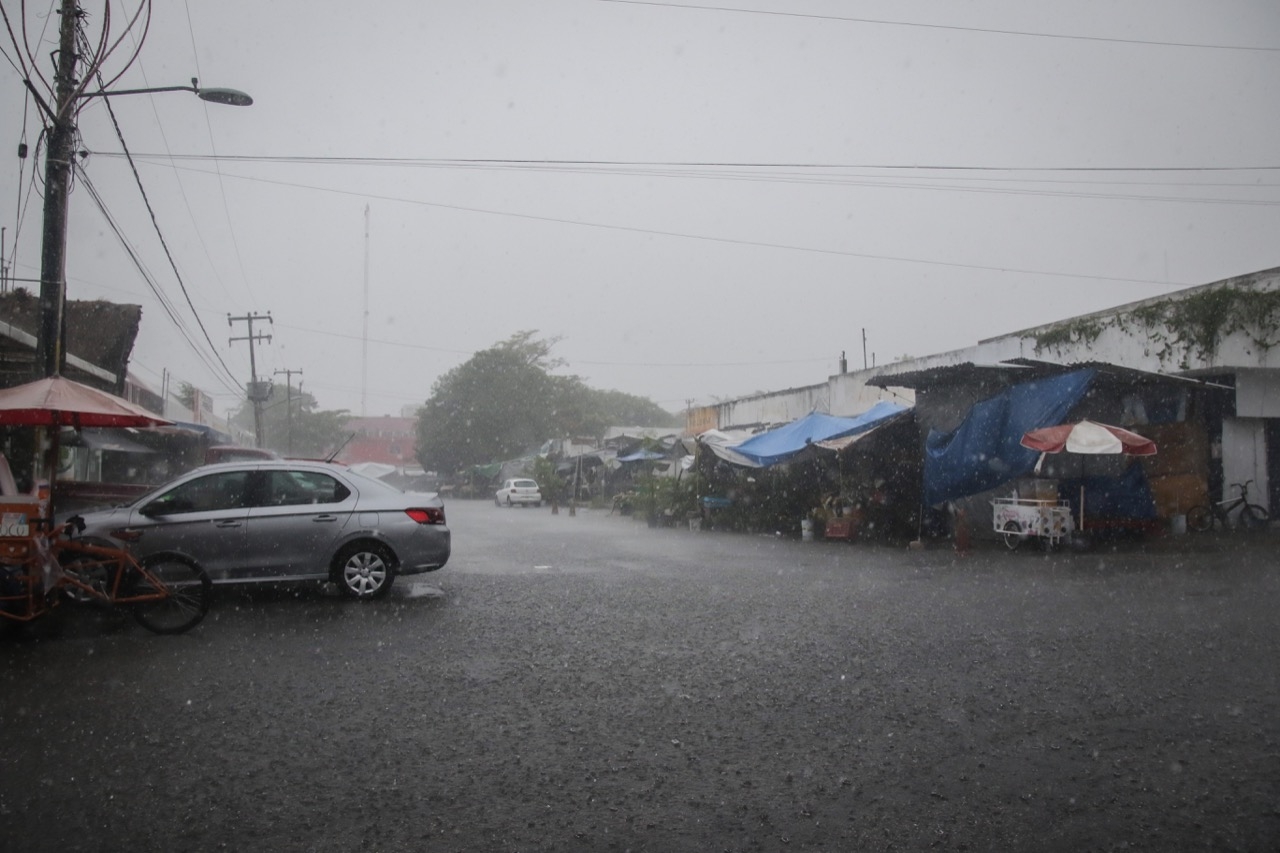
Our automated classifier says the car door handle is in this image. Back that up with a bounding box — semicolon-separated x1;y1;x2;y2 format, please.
214;520;242;528
312;515;338;523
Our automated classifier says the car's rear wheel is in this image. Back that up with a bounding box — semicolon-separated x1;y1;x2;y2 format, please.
333;541;396;599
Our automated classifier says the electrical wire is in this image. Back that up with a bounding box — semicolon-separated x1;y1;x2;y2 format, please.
98;152;1280;174
115;160;1207;288
275;320;838;369
595;0;1280;52
94;84;240;389
180;0;255;311
75;167;239;393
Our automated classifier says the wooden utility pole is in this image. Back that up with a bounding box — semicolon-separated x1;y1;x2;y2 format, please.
228;312;273;447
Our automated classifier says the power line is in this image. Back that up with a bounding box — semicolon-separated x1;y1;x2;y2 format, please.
112;162;1202;288
95;87;240;388
276;320;863;369
595;0;1280;52
76;169;241;394
92;151;1280;173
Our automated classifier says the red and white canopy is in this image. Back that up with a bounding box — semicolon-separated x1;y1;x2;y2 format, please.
1020;420;1156;456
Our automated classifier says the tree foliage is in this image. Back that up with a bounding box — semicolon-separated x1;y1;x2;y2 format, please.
416;331;679;473
230;386;350;458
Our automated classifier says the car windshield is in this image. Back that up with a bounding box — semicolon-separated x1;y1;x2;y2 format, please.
513;480;538;488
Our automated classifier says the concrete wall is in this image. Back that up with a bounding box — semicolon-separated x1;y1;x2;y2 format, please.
1221;417;1269;510
714;383;829;431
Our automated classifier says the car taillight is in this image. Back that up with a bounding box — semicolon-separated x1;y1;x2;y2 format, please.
405;507;445;525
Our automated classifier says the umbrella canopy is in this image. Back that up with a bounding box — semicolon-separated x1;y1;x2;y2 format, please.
0;376;171;428
1020;420;1156;456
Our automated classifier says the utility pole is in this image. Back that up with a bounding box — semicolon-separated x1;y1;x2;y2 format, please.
362;204;370;418
21;2;252;381
228;312;273;447
33;0;80;377
274;367;303;455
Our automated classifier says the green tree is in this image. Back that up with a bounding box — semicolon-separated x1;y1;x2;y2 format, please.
416;331;677;474
176;382;198;412
230;387;350;457
416;332;559;472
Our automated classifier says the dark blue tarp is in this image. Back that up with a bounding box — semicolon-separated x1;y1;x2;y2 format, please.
923;369;1096;505
1061;464;1158;523
730;401;909;467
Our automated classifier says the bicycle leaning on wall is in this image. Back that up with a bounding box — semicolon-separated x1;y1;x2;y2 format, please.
1186;480;1271;532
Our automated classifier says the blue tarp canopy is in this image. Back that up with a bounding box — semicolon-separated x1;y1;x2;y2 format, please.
729;401;909;467
923;368;1096;506
617;449;666;462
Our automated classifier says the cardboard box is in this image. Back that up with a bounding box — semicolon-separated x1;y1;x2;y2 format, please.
1148;473;1209;518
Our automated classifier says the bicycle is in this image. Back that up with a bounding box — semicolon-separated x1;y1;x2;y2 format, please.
1186;480;1271;533
0;515;212;635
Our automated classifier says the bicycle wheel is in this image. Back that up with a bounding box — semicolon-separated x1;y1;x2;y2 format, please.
1185;505;1214;533
1241;504;1270;530
130;553;211;635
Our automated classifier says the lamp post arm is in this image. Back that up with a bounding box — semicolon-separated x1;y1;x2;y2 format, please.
76;78;253;106
77;84;198;99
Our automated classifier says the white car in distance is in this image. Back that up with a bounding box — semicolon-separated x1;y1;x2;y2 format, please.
495;478;542;508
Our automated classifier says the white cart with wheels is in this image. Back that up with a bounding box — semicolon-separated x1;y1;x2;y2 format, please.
991;497;1075;550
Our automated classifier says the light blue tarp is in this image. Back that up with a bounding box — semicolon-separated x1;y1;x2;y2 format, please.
923;368;1096;506
730;401;909;467
617;449;666;462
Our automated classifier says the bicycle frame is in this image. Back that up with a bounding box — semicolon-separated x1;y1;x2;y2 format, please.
1;520;211;633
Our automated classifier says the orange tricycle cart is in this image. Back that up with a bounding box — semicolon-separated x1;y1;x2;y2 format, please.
0;376;211;635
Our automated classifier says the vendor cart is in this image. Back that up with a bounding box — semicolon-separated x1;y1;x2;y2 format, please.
991;496;1074;550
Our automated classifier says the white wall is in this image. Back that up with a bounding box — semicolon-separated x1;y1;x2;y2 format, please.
1236;369;1280;418
716;384;829;430
1221;417;1269;511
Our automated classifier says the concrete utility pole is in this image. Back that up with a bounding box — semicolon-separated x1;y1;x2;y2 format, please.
229;312;273;447
274;367;303;455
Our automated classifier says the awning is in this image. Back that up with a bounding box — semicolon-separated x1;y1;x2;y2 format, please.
617;449;666;463
812;413;908;452
728;401;909;467
62;428;156;454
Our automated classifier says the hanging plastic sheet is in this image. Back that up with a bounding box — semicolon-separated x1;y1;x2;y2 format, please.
923;368;1096;506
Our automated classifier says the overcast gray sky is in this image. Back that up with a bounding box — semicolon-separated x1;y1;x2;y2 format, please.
3;0;1278;418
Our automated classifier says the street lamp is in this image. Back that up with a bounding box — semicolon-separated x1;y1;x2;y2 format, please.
78;78;254;107
28;69;252;380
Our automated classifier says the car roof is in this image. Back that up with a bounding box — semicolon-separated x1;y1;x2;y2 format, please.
185;459;351;476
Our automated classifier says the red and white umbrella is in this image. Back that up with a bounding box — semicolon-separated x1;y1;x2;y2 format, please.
1020;420;1157;532
0;376;171;428
1020;420;1156;457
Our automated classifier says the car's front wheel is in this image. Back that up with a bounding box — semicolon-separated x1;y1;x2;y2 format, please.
333;541;396;599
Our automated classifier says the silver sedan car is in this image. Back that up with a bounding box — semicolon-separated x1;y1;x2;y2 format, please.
69;461;450;599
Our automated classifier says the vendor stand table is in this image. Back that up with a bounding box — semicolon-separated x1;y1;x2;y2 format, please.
991;497;1074;550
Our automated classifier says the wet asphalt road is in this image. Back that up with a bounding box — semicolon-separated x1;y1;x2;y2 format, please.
2;501;1279;852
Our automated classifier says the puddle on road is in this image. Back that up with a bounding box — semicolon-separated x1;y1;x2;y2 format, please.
402;583;446;599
